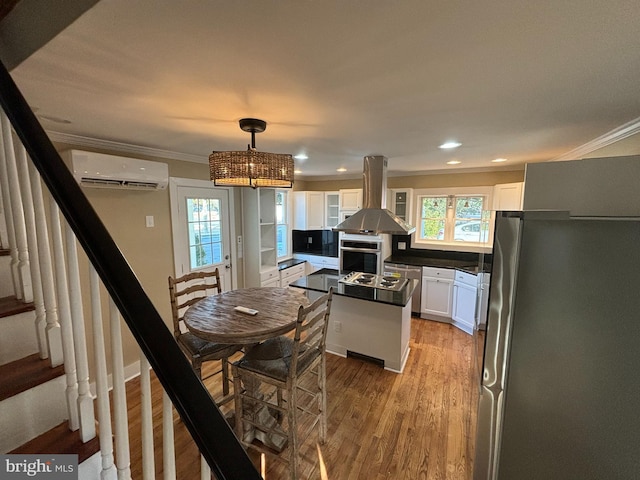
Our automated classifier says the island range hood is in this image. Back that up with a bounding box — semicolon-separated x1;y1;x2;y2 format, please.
333;155;416;235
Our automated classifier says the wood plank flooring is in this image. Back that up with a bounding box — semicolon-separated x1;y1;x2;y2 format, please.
123;317;478;479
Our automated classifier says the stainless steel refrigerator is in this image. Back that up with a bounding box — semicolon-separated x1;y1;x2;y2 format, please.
474;210;640;480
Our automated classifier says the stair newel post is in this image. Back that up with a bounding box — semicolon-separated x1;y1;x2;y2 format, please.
27;159;63;367
108;298;132;479
139;354;155;480
64;221;97;442
0;112;30;301
14;143;47;357
162;391;177;480
89;266;117;479
48;200;80;430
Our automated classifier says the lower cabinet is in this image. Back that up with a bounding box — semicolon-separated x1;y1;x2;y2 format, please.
260;268;280;287
280;263;306;287
451;271;477;335
420;267;454;320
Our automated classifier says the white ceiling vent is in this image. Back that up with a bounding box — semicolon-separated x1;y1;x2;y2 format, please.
64;150;169;190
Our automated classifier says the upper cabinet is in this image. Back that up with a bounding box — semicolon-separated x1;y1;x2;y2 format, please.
293;191;325;230
325;192;340;228
339;188;362;210
388;188;413;222
492;182;524;211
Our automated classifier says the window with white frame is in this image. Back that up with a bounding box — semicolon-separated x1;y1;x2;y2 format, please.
415;190;491;245
275;190;290;259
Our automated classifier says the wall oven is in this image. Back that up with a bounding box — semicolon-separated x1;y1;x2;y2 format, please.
339;233;388;274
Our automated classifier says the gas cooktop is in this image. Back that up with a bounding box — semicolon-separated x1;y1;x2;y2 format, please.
339;272;408;291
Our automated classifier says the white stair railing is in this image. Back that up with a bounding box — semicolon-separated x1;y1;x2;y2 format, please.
15;142;47;357
1;109;224;480
28;158;63;366
0;113;29;301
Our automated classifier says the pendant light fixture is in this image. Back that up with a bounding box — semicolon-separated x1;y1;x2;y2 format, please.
209;118;294;188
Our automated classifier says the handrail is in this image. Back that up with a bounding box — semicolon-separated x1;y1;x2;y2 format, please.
0;60;261;480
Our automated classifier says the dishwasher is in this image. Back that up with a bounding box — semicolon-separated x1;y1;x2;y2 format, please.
383;262;422;314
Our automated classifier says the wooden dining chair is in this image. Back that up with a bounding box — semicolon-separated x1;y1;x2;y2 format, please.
232;289;333;479
168;269;243;405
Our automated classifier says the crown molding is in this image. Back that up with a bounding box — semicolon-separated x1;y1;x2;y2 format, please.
553;116;640;161
46;131;209;164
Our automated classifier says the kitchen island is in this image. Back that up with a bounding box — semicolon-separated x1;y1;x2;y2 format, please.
290;269;417;373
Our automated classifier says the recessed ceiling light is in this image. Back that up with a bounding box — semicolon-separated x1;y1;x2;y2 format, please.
337;167;347;172
439;141;462;149
447;160;461;165
294;153;308;160
491;158;507;163
294;169;302;174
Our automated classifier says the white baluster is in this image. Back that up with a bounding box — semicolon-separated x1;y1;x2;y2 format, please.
64;221;96;441
0;113;30;301
28;160;62;366
109;298;131;480
0;113;19;299
90;267;117;480
49;201;79;430
201;456;211;480
139;354;155;480
163;391;176;480
15;143;47;357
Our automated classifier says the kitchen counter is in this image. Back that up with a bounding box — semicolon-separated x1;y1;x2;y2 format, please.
384;255;479;274
289;269;417;308
277;258;307;270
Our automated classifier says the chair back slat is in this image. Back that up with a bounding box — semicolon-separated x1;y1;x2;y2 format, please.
168;269;222;335
289;289;333;378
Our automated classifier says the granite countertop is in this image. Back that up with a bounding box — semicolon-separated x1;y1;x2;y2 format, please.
289;269;417;307
277;258;308;270
384;255;480;273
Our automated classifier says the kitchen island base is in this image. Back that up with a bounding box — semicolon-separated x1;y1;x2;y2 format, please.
307;291;411;373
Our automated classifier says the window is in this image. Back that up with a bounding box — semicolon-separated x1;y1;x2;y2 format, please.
275;190;290;259
416;193;490;245
186;197;223;268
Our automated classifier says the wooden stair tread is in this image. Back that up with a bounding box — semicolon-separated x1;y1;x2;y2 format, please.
0;353;64;401
9;421;100;463
0;295;35;318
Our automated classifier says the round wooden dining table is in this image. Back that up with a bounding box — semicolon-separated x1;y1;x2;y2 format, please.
183;286;310;452
183;287;310;344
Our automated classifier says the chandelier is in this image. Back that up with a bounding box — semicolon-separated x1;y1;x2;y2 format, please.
209;118;294;188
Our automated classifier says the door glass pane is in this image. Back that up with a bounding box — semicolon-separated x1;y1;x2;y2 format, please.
187;197;223;268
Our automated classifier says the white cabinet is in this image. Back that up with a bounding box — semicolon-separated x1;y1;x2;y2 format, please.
280;262;306;287
242;188;280;287
420;267;454;320
388;188;413;222
451;270;477;335
293;191;325;230
325;192;340;228
339;189;362;211
493;182;524;210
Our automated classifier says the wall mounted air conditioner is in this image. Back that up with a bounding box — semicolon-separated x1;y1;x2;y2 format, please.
64;149;169;190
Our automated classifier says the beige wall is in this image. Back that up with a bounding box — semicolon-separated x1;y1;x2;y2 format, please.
296;169;524;191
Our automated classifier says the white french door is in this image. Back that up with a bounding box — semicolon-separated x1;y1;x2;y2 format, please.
169;178;235;291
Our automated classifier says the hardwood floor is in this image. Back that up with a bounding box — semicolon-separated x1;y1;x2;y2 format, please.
123;317;478;479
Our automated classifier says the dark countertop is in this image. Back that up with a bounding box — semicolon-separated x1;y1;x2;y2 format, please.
384;255;479;273
278;258;308;270
289;269;417;307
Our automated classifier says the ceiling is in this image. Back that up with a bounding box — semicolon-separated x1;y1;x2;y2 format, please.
4;0;640;178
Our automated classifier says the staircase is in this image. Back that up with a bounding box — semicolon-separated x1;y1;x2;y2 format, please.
0;242;101;474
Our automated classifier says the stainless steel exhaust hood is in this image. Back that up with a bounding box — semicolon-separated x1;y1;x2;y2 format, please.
333;155;416;235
